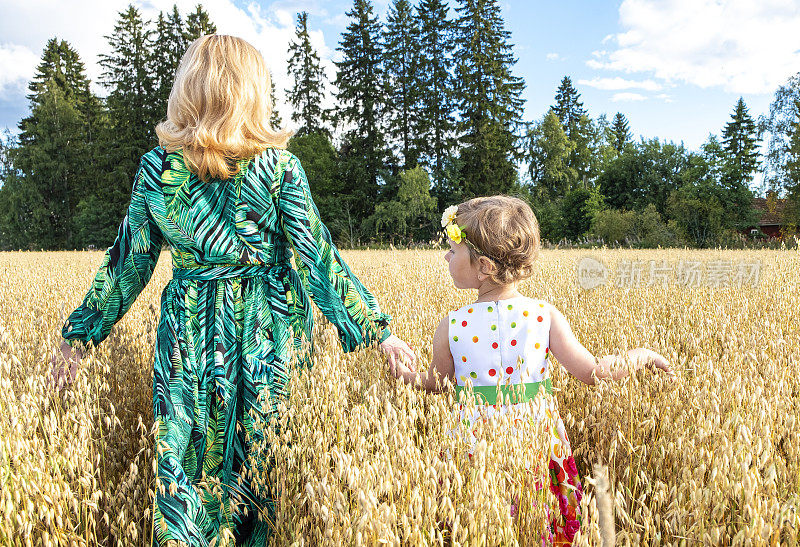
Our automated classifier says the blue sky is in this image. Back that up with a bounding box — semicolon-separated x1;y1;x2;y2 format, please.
2;0;799;192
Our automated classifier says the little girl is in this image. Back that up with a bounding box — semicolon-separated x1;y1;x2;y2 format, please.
391;195;673;545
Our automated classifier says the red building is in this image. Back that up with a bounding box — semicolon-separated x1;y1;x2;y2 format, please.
743;194;789;239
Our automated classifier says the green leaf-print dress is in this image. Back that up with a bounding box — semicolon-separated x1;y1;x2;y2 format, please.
61;146;392;546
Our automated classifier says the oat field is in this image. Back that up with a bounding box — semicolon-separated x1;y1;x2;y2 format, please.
1;248;799;546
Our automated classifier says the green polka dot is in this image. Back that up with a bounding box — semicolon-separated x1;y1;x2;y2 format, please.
491;325;497;331
470;371;477;379
507;304;513;310
511;322;517;328
451;318;455;324
453;336;458;341
488;306;494;312
460;375;467;382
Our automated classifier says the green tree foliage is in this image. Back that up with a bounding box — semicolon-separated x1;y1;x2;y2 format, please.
611;112;631;153
269;76;284;129
286;12;332;138
287;132;342;237
383;0;422;170
527;111;574;200
153;6;187;123
550;76;586;141
367;166;437;241
722;97;761;189
185;4;217;40
9;39;103;249
760;72;800;194
334;0;391;220
417;0;458;196
785;99;800;223
453;0;525;196
561;187;592;241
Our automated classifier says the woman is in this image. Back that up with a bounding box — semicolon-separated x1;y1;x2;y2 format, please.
50;34;417;546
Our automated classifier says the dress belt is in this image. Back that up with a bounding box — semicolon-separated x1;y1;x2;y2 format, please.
454;377;553;406
171;263;291;281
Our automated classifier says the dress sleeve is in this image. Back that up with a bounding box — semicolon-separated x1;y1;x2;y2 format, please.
276;151;392;352
61;157;165;351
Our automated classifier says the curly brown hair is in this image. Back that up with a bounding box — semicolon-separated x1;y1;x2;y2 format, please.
455;196;540;285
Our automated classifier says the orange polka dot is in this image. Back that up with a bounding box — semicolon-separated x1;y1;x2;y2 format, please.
537;316;543;322
540;367;545;374
468;308;474;313
472;336;479;343
523;310;529;317
462;356;467;362
535;342;540;349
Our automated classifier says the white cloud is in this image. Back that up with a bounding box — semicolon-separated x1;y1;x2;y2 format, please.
588;0;800;94
655;93;674;103
578;76;662;91
610;92;647;102
545;52;562;61
0;0;341;132
0;43;39;95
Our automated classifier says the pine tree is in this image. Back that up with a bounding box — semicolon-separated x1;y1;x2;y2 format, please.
416;0;458;195
269;76;283;129
383;0;422;170
453;0;526;196
12;39;101;249
333;0;390;222
611;112;631;153
526;111;575;200
286;11;331;137
153;5;187;123
551;76;586;141
185;4;216;40
722;97;761;189
95;5;157;230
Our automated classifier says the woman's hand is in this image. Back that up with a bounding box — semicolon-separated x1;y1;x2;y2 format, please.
379;334;418;375
48;339;84;392
634;348;675;378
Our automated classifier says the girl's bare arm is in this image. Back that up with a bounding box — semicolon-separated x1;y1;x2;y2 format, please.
391;315;455;392
548;305;673;385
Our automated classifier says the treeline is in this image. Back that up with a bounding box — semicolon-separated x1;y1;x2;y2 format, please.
1;0;799;251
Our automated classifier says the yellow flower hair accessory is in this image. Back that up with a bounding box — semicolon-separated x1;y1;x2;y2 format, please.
441;205;466;244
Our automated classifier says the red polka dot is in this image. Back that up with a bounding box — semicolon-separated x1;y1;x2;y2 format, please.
545;347;549;354
537;316;543;322
489;368;496;376
506;367;514;375
511;339;517;346
492;342;498;349
540;367;545;374
462;356;467;362
468;308;474;313
462;321;467;327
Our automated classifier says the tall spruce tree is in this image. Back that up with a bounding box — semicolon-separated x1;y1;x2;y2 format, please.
382;0;422;170
333;0;390;221
153;5;187;123
453;0;525;196
95;5;157;234
269;76;283;129
12;39;101;249
722;97;761;189
185;4;217;40
611;112;631;153
551;76;586;141
286;11;331;137
416;0;458;196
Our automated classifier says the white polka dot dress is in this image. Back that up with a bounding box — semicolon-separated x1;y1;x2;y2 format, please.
446;296;583;542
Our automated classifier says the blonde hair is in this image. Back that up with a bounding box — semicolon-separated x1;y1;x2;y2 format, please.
155;34;295;182
456;196;541;285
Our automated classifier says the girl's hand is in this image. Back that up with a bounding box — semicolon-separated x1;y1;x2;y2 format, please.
380;334;418;373
635;348;675;378
48;339;84;392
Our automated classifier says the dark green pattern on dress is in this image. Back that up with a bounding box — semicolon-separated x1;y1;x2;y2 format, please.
62;146;392;545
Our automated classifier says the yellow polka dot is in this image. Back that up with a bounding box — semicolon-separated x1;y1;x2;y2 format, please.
535;342;540;349
539;303;544;307
523;310;529;317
